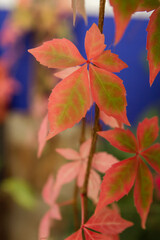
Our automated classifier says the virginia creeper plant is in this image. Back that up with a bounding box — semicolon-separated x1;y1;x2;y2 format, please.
28;0;160;239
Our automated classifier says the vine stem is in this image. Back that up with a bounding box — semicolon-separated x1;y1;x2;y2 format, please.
81;0;106;223
73;117;86;230
80;194;85;226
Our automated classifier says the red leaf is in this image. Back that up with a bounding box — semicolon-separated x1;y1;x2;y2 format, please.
147;7;160;85
137;117;159;151
39;211;51;240
56;162;81;188
134;159;153;229
37;114;48;158
39;205;61;240
98;129;137;153
42;175;55;205
100;111;122;128
85;207;133;235
84;228;114;240
50;204;61;220
96;157;138;212
89;65;129;125
92;152;119;173
88;169;101;203
72;0;87;25
155;175;160;198
77;162;87;187
92;50;128;72
85;23;106;60
42;175;60;206
47;65;90;139
28;39;85;69
79;138;92;158
141;143;160;174
56;148;81;160
65;229;82;240
109;0;139;44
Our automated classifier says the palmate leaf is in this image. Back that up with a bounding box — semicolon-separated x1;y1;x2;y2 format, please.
89;65;129;125
55;138;118;203
28;38;85;69
85;207;133;235
96;157;138;212
134;159;153;229
30;23;129;141
147;7;160;85
97;116;160;228
66;207;132;240
47;65;90;139
109;0;139;44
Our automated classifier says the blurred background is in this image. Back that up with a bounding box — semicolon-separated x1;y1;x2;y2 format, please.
0;0;160;240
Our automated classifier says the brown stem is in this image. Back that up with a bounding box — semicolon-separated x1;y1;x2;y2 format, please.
73;183;79;230
81;0;106;223
80;118;86;145
73;118;87;230
98;0;106;33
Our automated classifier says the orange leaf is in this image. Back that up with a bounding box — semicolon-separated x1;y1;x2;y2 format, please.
47;65;90;139
28;39;85;69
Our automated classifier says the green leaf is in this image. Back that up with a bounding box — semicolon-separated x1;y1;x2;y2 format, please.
47;65;90;139
89;65;129;125
147;7;160;85
134;159;153;228
109;0;139;44
138;0;160;11
1;178;37;209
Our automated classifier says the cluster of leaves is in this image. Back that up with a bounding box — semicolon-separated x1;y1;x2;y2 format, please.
39;138;120;239
28;1;160;240
66;206;133;240
39;163;134;240
37;115;160;239
73;0;160;86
